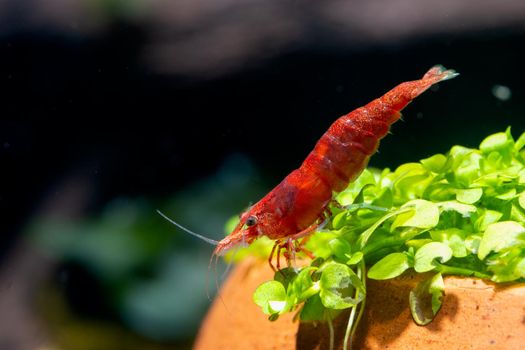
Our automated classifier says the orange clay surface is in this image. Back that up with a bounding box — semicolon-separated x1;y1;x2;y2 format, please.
195;258;525;350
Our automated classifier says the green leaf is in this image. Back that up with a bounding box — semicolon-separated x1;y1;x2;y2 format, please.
409;273;445;325
332;211;349;230
335;169;376;206
421;153;447;173
514;203;525;223
430;228;468;258
299;294;326;322
319;263;365;309
486;248;525;282
475;209;503;232
371;187;394;208
425;181;456;201
391;200;440;230
291;267;320;302
346;251;364;265
274;267;298;289
514;131;525;152
478;221;525;259
480;130;513;154
496;188;516;200
464;234;482;254
516;258;525;279
357;207;411;249
328;238;352;260
406;238;433;250
455;188;483;204
305;231;338;260
392;163;432;201
519;192;525;210
449;149;482;187
438;201;477;217
368;252;410;280
253;281;288;315
414;242;453;272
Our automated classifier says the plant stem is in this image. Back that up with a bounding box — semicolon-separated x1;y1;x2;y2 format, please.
344;203;390;212
436;264;491;279
343;261;367;350
343;301;357;350
362;228;427;257
362;236;407;255
357;207;411;249
350;261;367;343
327;317;335;350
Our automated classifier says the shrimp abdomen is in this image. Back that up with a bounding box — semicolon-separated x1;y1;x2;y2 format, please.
302;65;457;192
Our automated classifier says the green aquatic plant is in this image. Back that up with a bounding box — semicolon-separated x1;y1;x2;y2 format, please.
231;128;525;348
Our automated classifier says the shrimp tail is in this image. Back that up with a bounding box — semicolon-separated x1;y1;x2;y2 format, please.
381;65;459;111
423;64;459;82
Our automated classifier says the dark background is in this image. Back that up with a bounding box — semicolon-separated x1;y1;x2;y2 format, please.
3;28;524;252
0;0;524;348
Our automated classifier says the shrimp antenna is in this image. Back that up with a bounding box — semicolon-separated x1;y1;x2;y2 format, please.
156;210;219;246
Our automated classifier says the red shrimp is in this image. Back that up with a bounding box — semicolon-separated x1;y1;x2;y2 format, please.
161;65;458;270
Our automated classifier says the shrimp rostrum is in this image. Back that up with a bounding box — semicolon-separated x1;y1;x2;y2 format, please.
164;65;458;271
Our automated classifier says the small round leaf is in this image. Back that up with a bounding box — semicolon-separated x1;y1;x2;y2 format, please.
253;281;287;315
414;242;453;272
319;263;365;309
455;188;483;204
409;273;445;325
368;253;410;280
478;221;525;260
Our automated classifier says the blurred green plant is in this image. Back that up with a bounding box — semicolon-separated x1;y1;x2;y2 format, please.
30;154;266;342
32;198;212;340
246;128;525;349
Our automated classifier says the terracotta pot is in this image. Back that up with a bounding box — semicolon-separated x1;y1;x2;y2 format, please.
195;258;525;350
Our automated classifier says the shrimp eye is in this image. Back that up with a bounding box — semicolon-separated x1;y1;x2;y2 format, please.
245;216;257;227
